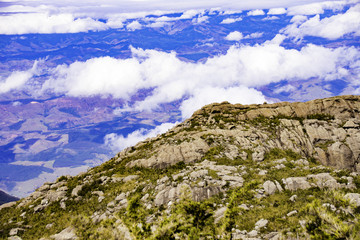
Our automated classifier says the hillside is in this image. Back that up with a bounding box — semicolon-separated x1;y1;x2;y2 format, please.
1;95;360;240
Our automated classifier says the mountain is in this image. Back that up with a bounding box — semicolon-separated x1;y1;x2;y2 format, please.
0;190;19;205
1;3;359;198
1;95;360;239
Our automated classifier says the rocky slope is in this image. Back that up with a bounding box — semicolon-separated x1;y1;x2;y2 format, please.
1;95;360;240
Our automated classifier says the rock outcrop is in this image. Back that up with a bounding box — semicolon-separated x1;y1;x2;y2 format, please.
118;95;360;172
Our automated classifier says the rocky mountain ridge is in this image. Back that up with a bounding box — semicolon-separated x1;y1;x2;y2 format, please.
1;95;360;240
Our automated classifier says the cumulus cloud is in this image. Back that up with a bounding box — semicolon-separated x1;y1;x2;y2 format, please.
192;15;209;24
39;41;359;119
244;32;264;39
221;17;243;24
0;61;40;93
226;31;263;40
104;122;178;152
268;7;287;15
274;84;297;94
225;31;244;41
283;4;360;40
0;13;108;34
127;20;143;31
287;0;346;15
41;56;144;99
0;0;351;34
180;86;266;119
248;9;266;16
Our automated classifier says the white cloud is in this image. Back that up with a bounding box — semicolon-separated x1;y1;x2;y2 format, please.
244;32;264;39
127;20;142;31
41;56;144;98
0;1;352;34
274;84;297;94
0;13;108;34
0;61;40;93
225;31;244;41
268;7;287;15
104;122;178;152
192;15;209;24
226;31;263;41
180;86;267;119
2;0;332;16
148;21;171;28
263;16;280;20
287;0;346;15
248;9;266;16
221;17;242;24
283;4;360;40
39;43;359;118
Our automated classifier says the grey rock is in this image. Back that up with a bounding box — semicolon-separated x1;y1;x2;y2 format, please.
275;180;283;192
0;201;16;210
9;228;24;236
263;181;277;195
287;210;298;217
264;232;280;240
345;193;360;207
258;170;267;176
214;207;227;224
51;227;78;240
274;164;285;169
252;151;265;162
33;204;45;212
294;159;309;166
111;177;123;182
115;193;127;202
189;170;208;179
255;219;268;229
307;173;339;189
71;185;82;197
8;237;22;240
282;177;311;191
46;224;53;229
239;204;250;211
37;184;51;192
289;195;297;202
327;142;354;170
123;175;139;182
221;175;244;187
343;120;358;128
248;230;258;237
92;191;104;196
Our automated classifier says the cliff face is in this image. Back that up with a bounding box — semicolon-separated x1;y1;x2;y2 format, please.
1;95;360;240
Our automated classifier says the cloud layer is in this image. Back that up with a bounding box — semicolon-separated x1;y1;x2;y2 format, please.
283;3;360;40
0;0;353;34
104;122;178;152
35;41;359;119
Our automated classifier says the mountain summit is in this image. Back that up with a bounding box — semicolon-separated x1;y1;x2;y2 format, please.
1;95;360;239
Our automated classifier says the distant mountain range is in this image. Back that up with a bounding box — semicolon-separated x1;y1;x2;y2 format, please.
0;190;18;205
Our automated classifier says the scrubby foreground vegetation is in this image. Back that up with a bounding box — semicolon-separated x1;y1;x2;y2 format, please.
2;95;360;240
